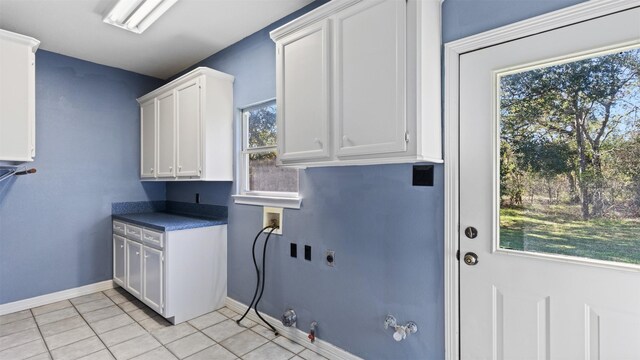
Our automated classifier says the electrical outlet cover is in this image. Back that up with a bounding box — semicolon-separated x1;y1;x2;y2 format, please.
263;206;283;235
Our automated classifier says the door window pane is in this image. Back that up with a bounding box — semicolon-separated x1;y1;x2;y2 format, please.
498;47;640;265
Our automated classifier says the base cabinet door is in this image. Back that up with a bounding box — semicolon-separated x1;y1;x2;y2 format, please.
143;246;164;313
126;240;143;298
113;235;126;286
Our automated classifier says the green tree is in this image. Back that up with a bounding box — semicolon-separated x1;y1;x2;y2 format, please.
500;48;640;219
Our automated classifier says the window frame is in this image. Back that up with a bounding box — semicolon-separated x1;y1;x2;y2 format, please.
234;99;301;208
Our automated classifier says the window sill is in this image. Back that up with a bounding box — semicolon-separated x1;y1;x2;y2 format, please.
232;194;302;209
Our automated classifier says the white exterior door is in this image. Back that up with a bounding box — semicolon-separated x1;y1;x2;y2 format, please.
157;92;175;178
460;8;640;359
113;235;126;286
176;79;201;177
126;240;143;298
333;0;406;158
142;246;163;313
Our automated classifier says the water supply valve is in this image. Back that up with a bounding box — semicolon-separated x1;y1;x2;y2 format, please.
384;315;418;342
281;309;297;327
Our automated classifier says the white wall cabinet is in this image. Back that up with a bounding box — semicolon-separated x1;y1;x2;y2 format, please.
271;0;442;167
276;20;331;162
112;220;227;324
0;29;39;162
138;67;234;181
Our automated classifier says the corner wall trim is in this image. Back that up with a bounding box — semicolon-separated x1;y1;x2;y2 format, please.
225;297;363;360
0;280;115;316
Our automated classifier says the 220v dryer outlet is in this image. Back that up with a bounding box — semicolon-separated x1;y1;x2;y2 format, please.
263;207;283;235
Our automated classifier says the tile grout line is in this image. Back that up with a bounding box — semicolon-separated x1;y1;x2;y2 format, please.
29;308;53;359
67;292;120;360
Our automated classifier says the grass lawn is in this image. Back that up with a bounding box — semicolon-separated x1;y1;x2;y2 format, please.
500;203;640;265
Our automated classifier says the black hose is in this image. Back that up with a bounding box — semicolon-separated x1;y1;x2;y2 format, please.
254;227;279;335
236;225;272;325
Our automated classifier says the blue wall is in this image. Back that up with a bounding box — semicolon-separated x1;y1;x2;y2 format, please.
166;2;444;358
442;0;586;42
167;0;590;358
0;51;165;304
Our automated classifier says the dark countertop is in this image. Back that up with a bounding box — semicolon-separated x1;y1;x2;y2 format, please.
112;212;227;232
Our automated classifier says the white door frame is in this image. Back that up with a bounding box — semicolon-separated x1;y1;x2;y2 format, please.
442;1;640;359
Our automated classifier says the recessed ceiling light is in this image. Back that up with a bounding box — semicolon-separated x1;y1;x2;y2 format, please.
103;0;179;34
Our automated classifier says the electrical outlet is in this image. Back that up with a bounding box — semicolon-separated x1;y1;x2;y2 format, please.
325;250;335;267
290;243;297;258
263;207;283;235
304;245;311;261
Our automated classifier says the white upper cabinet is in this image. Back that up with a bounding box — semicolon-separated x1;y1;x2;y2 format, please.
271;0;442;167
334;0;406;157
176;79;201;177
140;99;157;178
0;29;39;163
138;67;234;181
156;92;175;178
277;19;331;161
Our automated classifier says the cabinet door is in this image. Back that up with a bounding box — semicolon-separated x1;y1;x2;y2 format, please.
143;246;163;313
277;19;331;162
0;34;36;162
334;0;407;157
140;99;156;178
126;240;143;298
157;92;176;177
176;79;201;177
113;235;126;286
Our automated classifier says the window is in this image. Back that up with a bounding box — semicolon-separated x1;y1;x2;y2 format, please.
498;46;640;265
235;100;300;208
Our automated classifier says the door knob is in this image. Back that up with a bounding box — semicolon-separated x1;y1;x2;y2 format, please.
463;252;478;266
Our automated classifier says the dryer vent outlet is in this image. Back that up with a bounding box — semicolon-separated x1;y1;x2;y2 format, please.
263;207;283;235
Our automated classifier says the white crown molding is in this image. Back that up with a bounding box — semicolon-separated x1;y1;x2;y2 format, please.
137;66;235;104
270;0;362;41
225;297;363;360
445;0;640;54
0;280;115;316
0;29;40;52
442;1;640;359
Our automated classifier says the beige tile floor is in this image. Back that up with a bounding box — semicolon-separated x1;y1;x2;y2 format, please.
0;287;328;360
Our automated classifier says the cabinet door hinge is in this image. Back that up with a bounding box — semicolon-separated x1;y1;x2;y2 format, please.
404;132;410;143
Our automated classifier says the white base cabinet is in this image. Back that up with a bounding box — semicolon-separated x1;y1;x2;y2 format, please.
112;220;227;324
270;0;442;167
0;29;39;162
138;67;234;181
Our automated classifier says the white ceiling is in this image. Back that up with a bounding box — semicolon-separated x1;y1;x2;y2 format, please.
0;0;314;79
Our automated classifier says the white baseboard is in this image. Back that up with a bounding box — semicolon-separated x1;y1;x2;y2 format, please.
0;280;115;316
225;297;362;360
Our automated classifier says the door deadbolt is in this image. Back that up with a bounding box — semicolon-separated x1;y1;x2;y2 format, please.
463;252;478;266
464;227;478;239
